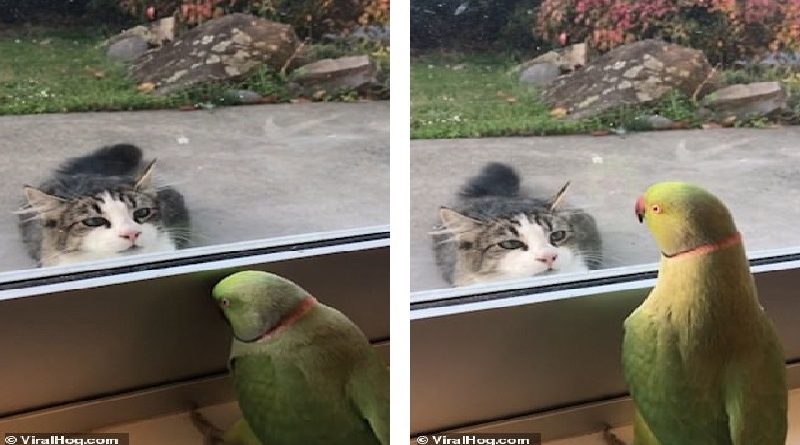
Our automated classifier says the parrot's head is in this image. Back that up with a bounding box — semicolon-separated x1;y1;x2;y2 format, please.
635;182;738;256
212;271;311;343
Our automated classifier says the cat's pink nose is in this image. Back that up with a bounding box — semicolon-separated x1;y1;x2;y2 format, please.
120;231;141;242
536;252;558;267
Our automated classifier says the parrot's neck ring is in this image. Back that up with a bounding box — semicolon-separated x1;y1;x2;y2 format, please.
662;231;742;260
257;295;317;342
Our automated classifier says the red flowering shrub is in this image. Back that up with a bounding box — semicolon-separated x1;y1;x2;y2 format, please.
535;0;800;64
118;0;388;37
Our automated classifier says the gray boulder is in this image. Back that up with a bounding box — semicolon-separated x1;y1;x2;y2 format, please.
519;63;560;87
543;39;719;119
291;55;378;92
131;13;300;95
704;82;787;119
107;36;149;62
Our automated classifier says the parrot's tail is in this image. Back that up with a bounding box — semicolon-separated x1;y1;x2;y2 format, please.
460;162;520;198
189;409;226;445
602;424;628;445
57;144;144;177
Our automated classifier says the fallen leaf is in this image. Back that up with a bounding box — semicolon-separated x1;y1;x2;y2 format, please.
137;82;156;93
670;120;690;129
721;115;737;127
85;66;105;79
179;104;197;111
312;90;327;100
550;107;568;118
591;130;611;136
260;95;279;104
702;122;722;129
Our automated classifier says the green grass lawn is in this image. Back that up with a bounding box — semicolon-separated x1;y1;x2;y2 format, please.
0;27;372;116
411;53;800;139
0;29;183;115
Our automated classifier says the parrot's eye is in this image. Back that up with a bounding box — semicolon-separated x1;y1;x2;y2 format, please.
651;204;662;214
220;298;230;308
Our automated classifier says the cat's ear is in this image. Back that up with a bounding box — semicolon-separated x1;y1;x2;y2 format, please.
23;186;65;213
548;181;571;211
439;207;483;232
135;159;157;191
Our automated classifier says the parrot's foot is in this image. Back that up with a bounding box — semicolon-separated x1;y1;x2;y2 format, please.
602;424;627;445
190;410;225;445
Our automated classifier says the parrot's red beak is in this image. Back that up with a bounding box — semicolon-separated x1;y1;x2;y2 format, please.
635;195;645;223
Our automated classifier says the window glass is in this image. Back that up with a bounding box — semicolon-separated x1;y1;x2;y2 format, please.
0;4;389;273
411;0;800;292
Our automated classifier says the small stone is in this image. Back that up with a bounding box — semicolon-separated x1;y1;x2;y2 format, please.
222;89;263;104
107;36;148;62
519;63;560;87
640;114;674;130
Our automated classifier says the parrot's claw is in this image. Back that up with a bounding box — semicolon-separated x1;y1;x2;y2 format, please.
601;424;627;445
189;410;225;445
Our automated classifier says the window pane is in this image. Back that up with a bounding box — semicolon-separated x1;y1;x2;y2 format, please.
1;6;388;273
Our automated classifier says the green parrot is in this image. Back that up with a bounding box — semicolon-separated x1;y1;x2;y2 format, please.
622;182;787;445
211;270;389;445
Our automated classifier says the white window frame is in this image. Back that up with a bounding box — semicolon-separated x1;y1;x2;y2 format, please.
0;225;389;432
411;248;800;440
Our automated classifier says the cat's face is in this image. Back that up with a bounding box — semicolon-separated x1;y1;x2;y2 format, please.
23;163;174;266
439;209;588;285
59;190;163;255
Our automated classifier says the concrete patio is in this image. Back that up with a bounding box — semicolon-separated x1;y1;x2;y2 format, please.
412;128;800;291
0;102;389;272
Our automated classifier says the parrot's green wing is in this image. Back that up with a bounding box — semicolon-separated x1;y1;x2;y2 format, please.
346;354;390;445
632;409;660;445
723;318;787;445
222;418;262;445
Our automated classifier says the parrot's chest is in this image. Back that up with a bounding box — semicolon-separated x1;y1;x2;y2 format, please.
233;354;379;445
622;310;733;444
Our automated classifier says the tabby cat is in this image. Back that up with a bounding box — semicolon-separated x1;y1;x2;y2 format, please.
432;162;602;286
18;144;190;267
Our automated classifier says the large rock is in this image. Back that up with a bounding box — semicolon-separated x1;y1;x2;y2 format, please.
703;82;787;119
131;13;300;95
543;39;719;119
107;36;148;62
291;55;378;92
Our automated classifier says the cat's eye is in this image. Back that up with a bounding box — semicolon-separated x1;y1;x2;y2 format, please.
497;240;526;250
133;208;152;221
550;230;568;244
82;217;109;227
